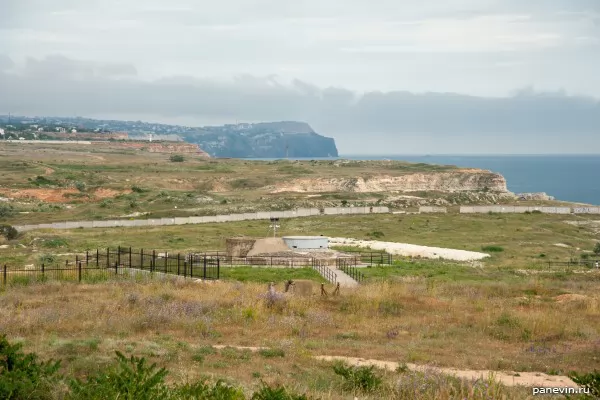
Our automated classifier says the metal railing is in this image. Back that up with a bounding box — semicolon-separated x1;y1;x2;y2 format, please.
339;264;366;283
311;260;337;284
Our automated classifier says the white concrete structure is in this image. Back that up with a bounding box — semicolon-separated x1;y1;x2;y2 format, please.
283;236;329;250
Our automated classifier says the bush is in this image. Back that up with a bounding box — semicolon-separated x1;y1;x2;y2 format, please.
74;182;86;192
332;362;382;393
170;155;185;162
482;245;504;253
258;348;285;358
568;370;599;399
131;185;146;193
251;382;311;400
0;335;61;400
68;351;169;400
0;225;18;240
0;204;15;218
593;243;600;256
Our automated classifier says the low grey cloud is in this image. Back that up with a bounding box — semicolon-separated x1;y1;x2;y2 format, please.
1;55;598;154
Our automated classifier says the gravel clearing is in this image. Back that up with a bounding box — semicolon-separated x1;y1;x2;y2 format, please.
329;237;490;261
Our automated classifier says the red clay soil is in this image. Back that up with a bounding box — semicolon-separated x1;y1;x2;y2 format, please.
0;188;130;203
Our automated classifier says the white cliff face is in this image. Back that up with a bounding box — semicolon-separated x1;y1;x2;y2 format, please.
266;170;509;194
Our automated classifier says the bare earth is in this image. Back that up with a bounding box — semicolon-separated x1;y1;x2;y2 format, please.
329;237;490;261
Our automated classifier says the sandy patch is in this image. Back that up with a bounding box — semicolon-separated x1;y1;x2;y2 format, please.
207;345;577;388
555;294;589;303
313;356;578;389
329;237;489;261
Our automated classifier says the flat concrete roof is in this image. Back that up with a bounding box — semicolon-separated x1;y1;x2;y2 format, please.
282;236;328;239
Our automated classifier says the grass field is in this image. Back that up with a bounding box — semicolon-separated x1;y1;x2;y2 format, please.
2;142;600;398
2;212;600;268
0;276;598;399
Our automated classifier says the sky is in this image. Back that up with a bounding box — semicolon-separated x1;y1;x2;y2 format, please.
1;0;599;154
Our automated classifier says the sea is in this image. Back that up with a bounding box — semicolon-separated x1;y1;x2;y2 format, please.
250;155;600;205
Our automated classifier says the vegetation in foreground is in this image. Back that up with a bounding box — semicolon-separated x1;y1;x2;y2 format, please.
0;276;598;399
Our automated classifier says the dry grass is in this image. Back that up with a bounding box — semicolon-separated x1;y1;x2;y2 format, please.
0;277;598;398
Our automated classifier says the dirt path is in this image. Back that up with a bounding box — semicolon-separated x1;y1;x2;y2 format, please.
210;346;577;388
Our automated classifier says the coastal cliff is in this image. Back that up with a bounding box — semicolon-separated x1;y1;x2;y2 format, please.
265;169;509;194
181;121;338;158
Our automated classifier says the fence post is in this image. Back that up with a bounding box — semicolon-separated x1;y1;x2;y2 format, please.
86;251;89;266
183;261;187;278
115;261;118;275
76;255;79;267
78;261;82;282
42;263;45;277
117;246;121;267
165;253;168;273
217;258;220;280
152;250;156;273
203;256;207;280
107;248;110;269
140;249;144;269
129;247;132;268
190;258;194;278
177;254;181;275
3;265;6;286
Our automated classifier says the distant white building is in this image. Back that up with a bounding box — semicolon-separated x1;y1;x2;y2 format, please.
0;128;4;136
37;128;43;132
71;129;77;134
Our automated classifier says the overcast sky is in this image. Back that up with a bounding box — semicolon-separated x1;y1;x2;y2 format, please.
1;0;600;153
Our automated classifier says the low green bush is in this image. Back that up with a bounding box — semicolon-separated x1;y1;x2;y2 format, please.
0;334;61;400
332;362;382;393
482;245;504;253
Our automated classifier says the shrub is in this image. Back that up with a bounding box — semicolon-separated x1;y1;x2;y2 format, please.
131;185;146;193
0;204;15;218
568;370;599;399
74;182;86;192
0;334;61;400
173;379;245;399
258;348;285;358
42;238;68;248
593;243;600;256
170;155;185;162
0;225;18;240
482;245;504;253
68;351;169;400
251;382;311;400
332;362;382;393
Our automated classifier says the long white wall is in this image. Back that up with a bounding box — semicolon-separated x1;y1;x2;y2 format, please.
14;207;391;232
460;206;576;214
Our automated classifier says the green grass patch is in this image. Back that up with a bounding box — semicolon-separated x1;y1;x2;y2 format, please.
219;267;325;283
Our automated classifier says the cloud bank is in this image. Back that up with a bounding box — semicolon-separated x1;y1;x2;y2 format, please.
1;55;599;154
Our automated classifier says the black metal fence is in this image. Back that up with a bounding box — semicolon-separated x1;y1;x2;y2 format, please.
339;264;366;283
2;247;220;286
333;250;393;265
547;260;600;269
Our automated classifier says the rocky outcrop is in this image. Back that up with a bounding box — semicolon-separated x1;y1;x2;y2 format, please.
266;170;508;194
517;192;555;201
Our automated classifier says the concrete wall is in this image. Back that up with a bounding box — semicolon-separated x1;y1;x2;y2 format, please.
573;207;600;214
12;207;392;232
419;206;447;213
461;206;575;214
